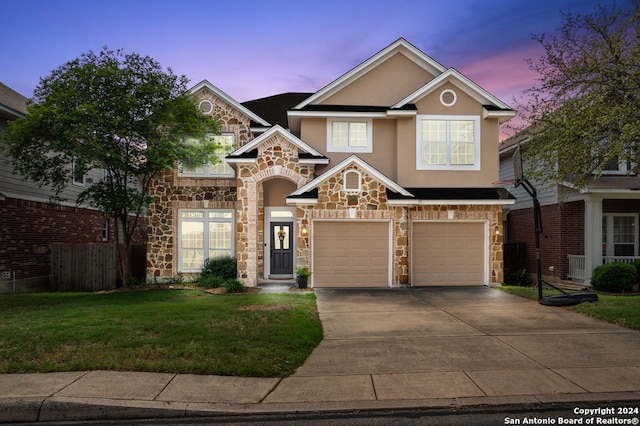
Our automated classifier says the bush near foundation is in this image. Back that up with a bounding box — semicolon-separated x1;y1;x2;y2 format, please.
200;257;242;292
202;256;237;280
591;262;636;293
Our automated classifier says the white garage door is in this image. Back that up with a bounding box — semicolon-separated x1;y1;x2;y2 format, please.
412;222;485;286
313;221;389;287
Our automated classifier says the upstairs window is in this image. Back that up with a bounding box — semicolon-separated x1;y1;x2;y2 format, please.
72;160;85;186
417;115;480;170
602;155;632;175
180;134;235;177
327;119;372;153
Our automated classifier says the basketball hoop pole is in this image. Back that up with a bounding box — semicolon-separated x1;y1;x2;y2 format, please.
518;178;545;302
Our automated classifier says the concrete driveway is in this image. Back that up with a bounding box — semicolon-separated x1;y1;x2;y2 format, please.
265;286;640;404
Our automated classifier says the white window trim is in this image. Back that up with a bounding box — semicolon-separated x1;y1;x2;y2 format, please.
72;161;85;186
178;209;235;272
327;118;373;153
416;115;480;171
343;170;362;192
179;133;235;178
602;213;639;257
602;159;633;175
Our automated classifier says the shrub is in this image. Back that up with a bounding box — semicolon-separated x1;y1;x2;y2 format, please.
200;275;225;289
223;279;244;293
591;262;637;293
633;259;640;283
504;267;531;287
202;257;237;280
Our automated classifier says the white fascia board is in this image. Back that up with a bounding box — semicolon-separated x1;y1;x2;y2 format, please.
250;126;271;134
287;110;387;119
287;109;415;119
386;110;417;117
285;198;318;206
294;38;446;109
230;124;324;157
484;109;517;123
300;158;330;165
291;155;413;197
387;199;516;206
0;104;25;119
189;80;270;127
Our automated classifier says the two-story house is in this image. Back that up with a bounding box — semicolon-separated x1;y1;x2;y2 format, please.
500;133;640;287
147;38;516;287
1;83;122;292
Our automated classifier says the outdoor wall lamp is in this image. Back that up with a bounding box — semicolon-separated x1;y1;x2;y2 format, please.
301;225;308;235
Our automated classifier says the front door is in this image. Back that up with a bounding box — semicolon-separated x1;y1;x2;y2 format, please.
270;222;293;275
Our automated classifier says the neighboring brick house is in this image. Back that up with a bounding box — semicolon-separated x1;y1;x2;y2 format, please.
147;38;516;287
0;83;126;292
499;135;640;286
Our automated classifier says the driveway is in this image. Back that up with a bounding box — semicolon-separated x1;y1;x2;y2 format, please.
265;286;640;403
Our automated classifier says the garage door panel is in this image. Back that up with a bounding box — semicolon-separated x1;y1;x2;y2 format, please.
413;222;485;286
314;222;389;287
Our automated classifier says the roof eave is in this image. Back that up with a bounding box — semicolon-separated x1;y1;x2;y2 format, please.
387;199;516;206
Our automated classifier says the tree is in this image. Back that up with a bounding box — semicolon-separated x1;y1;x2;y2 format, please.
3;47;219;286
515;1;640;188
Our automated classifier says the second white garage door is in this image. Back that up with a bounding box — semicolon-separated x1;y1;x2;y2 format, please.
412;222;486;286
313;221;390;287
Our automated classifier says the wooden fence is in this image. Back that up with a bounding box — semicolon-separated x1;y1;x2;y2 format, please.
50;243;147;291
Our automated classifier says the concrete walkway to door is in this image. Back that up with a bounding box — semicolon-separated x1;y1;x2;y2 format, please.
265;286;640;405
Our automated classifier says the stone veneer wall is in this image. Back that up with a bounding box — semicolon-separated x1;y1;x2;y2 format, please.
235;133;315;286
297;164;504;286
297;164;409;284
146;87;253;282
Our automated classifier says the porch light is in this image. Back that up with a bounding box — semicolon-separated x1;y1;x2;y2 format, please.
301;225;308;235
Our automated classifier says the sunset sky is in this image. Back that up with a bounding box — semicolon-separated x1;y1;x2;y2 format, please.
2;0;603;113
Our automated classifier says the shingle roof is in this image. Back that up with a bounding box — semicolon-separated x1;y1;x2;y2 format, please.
0;82;28;119
387;187;515;201
241;93;313;128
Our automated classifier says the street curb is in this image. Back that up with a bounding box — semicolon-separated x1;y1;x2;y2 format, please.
2;392;640;423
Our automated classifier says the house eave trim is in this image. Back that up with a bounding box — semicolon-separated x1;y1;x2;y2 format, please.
300;158;330;165
290;155;413;197
285;198;318;205
387;199;516;206
189;80;271;126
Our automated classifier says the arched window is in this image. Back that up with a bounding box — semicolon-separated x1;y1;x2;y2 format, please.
343;170;361;192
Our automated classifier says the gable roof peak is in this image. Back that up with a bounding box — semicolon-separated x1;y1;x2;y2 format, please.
290;154;412;198
189;79;270;127
293;38;447;109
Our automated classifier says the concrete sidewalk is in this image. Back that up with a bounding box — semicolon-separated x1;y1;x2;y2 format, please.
1;287;639;423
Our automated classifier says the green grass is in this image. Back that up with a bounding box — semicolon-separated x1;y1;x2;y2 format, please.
499;286;640;331
0;290;323;377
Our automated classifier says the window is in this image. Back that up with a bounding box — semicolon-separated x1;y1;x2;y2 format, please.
602;155;632;175
343;170;361;192
602;214;638;257
179;134;235;177
179;210;234;271
327;119;372;152
417;115;480;170
102;220;109;241
72;161;85;186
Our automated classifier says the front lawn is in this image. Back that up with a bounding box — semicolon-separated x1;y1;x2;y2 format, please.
0;290;323;377
499;286;640;331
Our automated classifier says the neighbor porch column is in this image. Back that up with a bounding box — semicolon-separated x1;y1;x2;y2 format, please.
583;195;603;285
